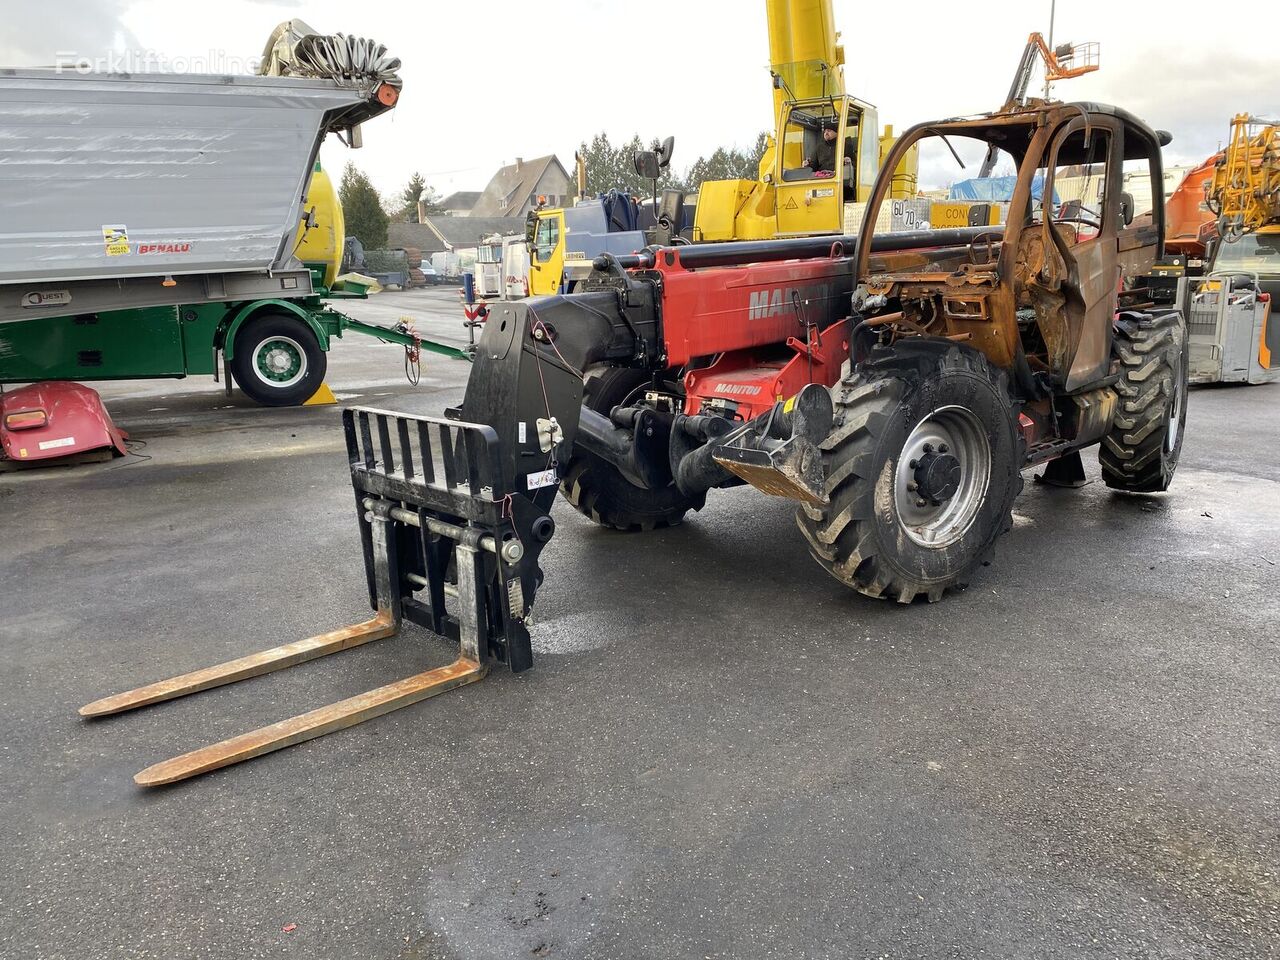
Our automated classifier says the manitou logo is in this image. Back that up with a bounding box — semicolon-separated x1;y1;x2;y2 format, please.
747;283;830;320
712;383;762;396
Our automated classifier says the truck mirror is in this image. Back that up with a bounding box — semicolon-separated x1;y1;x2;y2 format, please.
1119;191;1135;227
656;136;675;169
524;211;536;246
633;150;661;180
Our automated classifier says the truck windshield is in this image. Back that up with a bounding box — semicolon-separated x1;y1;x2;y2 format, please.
1214;232;1280;273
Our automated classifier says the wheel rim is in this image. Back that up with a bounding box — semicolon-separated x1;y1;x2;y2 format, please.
1165;361;1186;454
893;405;992;548
252;336;307;388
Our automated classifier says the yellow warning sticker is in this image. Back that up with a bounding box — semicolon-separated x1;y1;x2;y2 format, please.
784;198;799;210
102;224;131;256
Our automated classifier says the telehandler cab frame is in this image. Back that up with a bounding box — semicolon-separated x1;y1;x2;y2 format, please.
85;100;1189;785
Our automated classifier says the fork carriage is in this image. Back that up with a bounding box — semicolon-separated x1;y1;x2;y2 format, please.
80;407;555;786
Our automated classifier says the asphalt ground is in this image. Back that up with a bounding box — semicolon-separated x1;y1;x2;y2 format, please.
2;287;1278;959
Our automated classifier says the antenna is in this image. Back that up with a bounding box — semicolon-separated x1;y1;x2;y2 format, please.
1044;0;1056;99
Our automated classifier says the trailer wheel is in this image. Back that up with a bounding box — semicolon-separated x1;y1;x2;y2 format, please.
560;366;704;532
797;343;1023;603
1099;310;1188;493
231;313;327;407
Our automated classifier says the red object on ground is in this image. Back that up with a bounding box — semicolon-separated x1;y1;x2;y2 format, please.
0;381;127;466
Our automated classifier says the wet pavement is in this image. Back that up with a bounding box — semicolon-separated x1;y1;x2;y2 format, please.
2;287;1278;959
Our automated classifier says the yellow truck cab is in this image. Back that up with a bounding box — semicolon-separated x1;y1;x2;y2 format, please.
527;205;566;297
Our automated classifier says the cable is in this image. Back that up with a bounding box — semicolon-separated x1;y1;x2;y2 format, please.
106;437;152;470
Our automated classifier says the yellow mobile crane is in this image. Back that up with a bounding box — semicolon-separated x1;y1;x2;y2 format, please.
693;0;918;241
523;0;918;286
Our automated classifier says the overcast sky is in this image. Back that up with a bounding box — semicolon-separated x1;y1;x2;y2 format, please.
6;0;1278;197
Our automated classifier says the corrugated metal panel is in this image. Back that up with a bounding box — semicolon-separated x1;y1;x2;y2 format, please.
0;69;371;286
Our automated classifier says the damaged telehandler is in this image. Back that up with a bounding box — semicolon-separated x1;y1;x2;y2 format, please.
84;100;1188;785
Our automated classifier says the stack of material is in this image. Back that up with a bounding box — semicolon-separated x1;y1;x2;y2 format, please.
403;246;425;287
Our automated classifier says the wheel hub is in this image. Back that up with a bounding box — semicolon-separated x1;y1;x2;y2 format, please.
253;336;306;387
893;406;993;548
912;446;962;504
265;349;292;374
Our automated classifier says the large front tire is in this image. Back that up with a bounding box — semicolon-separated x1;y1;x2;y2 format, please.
230;312;327;407
560;366;704;531
798;343;1023;603
1099;310;1187;492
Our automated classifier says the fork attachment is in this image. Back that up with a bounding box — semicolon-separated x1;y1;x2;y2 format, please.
80;406;555;786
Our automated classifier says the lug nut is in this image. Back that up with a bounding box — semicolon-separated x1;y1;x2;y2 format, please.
922;443;933;454
916;498;928;507
908;459;919;469
938;443;949;453
907;481;918;491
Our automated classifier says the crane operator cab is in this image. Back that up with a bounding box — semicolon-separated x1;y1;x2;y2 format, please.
775;95;881;235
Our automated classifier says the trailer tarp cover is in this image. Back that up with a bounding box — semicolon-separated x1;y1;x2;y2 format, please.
0;69;385;286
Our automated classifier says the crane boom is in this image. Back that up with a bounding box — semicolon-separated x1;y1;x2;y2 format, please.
766;0;845;114
979;32;1100;178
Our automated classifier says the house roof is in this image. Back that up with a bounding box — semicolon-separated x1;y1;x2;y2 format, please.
439;190;481;212
421;216;526;250
470;155;569;218
386;222;447;255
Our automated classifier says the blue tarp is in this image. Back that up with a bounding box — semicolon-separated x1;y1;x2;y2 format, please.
949;174;1056;205
598;190;640;232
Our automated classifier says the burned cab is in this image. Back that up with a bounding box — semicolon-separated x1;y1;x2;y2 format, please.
856;103;1166;387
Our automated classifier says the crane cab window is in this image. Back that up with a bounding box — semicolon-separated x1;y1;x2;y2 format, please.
781;107;847;182
533;216;558;262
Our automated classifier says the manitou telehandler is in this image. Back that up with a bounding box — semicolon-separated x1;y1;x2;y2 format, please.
85;98;1189;785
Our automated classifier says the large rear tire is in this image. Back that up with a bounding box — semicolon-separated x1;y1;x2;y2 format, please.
1099;310;1188;492
231;312;327;407
798;343;1023;603
560;366;704;531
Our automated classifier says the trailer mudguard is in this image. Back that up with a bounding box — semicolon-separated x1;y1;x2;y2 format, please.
221;298;330;360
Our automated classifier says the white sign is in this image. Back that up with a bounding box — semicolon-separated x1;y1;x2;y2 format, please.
526;468;558;490
38;436;76;450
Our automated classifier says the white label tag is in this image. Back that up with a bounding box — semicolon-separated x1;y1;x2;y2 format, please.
21;290;73;308
38;436;75;450
526;468;558;490
518;421;527;444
